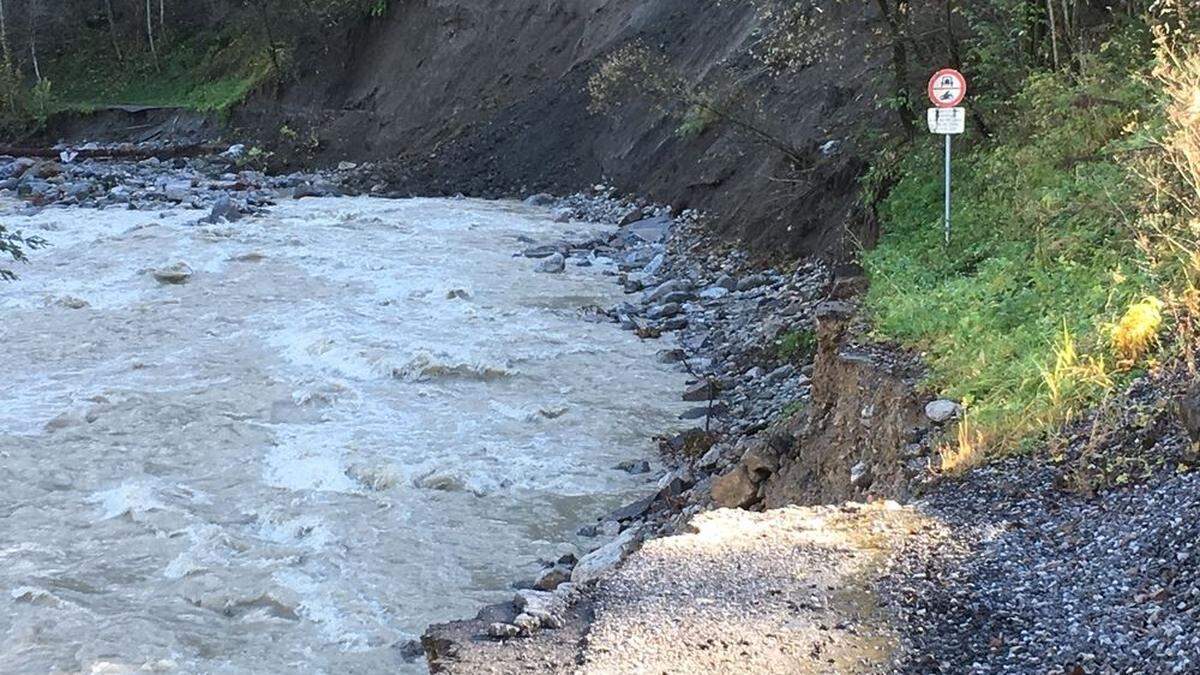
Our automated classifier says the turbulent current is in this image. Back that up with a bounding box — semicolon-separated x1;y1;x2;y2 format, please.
0;196;689;673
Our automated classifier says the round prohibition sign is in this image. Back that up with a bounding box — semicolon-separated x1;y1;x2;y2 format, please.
928;69;967;108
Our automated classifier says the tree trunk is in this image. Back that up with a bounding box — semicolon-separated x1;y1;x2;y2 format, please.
0;0;12;70
1046;0;1061;70
146;0;160;71
104;0;123;63
874;0;916;137
28;0;40;82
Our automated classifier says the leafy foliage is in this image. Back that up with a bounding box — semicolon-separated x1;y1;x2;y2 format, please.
0;224;46;281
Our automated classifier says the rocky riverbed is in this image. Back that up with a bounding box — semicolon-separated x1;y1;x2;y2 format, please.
5;146;1200;674
424;186;1200;675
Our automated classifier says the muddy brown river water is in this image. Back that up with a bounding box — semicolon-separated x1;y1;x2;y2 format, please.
0;196;688;673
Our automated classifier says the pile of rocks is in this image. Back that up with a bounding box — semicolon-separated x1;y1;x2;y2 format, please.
0;146;351;221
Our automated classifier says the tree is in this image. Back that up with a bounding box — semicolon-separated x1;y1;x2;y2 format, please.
0;223;45;281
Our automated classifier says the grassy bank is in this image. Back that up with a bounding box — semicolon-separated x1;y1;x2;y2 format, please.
863;18;1199;465
46;31;276;113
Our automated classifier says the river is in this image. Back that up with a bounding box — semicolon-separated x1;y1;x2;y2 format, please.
0;196;688;673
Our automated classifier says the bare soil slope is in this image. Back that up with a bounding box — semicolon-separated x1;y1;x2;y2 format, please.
233;0;891;258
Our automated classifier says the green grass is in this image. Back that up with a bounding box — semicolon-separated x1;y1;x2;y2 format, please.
862;48;1162;450
776;329;816;363
47;30;276;112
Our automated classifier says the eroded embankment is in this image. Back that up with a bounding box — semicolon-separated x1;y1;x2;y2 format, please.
221;0;887;260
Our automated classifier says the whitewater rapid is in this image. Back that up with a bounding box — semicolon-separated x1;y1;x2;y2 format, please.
0;196;689;673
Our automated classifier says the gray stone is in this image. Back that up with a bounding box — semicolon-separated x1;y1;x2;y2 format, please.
487;622;522;639
700;286;730;300
646;303;682;319
618;207;645;226
204;195;242;224
533;566;572;592
680;403;727;420
850;461;873;489
523;193;556;207
642;279;690;304
293;181;341;199
523;244;561;259
736;274;769;292
657;349;686;364
572;527;641;584
614;459;652;474
764;364;796;385
621;215;672;244
683;380;718;402
163;180;192;202
742;445;780;478
925;399;962;424
643;253;666;276
660;291;694;304
696;444;724;471
152;262;193;285
609;495;655;522
513;613;540;634
661;316;689;332
535;253;566;274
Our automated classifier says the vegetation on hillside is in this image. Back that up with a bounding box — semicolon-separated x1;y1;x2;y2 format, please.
864;1;1199;465
0;0;392;130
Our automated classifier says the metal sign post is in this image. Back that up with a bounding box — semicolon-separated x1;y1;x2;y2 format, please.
945;133;952;245
927;69;968;245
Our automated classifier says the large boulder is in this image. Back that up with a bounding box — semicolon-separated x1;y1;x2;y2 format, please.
152;262;194;285
925;399;962;424
535;253;566;274
711;466;759;509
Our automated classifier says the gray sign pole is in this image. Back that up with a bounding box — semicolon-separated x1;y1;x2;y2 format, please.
944;133;952;246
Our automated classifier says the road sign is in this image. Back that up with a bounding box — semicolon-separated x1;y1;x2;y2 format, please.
928;68;967;108
927;107;966;135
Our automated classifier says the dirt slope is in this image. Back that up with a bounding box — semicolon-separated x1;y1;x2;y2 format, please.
232;0;892;258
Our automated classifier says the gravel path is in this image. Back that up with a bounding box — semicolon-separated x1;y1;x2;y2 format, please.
579;503;922;674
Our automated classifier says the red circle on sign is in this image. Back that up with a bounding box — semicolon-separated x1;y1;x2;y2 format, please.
928;68;967;108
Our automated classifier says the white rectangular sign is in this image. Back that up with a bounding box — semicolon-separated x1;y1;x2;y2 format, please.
927;107;966;135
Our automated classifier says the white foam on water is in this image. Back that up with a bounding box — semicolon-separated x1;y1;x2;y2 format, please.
91;481;171;521
0;195;691;673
